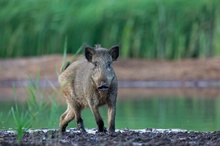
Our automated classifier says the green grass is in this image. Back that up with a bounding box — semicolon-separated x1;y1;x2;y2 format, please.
9;77;57;142
5;47;76;143
11;105;32;142
0;0;220;59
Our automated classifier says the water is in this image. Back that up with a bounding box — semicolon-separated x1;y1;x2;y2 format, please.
116;97;220;131
1;95;220;132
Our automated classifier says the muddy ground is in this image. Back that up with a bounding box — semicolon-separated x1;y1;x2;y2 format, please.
1;128;220;146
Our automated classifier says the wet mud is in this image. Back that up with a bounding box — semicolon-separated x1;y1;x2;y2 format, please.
1;128;220;146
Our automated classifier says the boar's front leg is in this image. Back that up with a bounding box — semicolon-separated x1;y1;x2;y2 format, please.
107;98;116;133
69;101;86;133
89;103;105;132
74;109;87;133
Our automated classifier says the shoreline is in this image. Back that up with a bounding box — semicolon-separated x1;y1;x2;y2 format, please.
1;55;220;102
1;128;220;145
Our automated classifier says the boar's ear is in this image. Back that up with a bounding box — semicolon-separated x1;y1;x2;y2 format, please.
109;45;119;61
85;46;95;62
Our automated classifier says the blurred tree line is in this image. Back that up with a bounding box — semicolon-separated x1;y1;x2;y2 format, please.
0;0;219;59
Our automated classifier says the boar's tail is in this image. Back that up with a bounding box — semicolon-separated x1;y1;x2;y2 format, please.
60;61;71;73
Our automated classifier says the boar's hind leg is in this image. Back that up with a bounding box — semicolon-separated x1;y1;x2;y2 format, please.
59;104;75;132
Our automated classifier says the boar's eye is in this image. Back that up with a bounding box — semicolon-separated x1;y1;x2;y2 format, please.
93;62;98;68
107;62;112;68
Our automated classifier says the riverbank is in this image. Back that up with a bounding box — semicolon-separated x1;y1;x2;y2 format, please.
1;128;220;146
1;55;220;101
1;55;220;81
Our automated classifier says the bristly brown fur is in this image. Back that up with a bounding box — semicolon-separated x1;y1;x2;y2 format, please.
58;44;119;134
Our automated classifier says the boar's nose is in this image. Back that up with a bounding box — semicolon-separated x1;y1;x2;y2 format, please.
98;81;109;91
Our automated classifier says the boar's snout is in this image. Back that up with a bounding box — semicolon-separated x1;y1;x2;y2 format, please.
98;81;109;91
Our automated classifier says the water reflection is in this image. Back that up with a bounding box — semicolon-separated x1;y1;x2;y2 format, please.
0;96;220;132
116;96;219;131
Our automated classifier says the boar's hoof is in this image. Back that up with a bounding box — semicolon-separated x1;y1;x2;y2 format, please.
59;128;66;135
95;127;107;134
59;124;68;133
80;128;87;134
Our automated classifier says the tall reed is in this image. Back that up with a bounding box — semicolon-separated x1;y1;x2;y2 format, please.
9;75;62;142
0;0;219;59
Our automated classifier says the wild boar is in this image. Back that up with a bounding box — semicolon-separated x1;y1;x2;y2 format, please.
58;44;119;134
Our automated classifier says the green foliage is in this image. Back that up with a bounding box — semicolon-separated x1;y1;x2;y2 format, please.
0;0;219;59
11;105;32;143
9;75;62;142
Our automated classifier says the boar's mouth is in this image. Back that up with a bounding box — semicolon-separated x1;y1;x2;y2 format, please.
98;85;109;91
